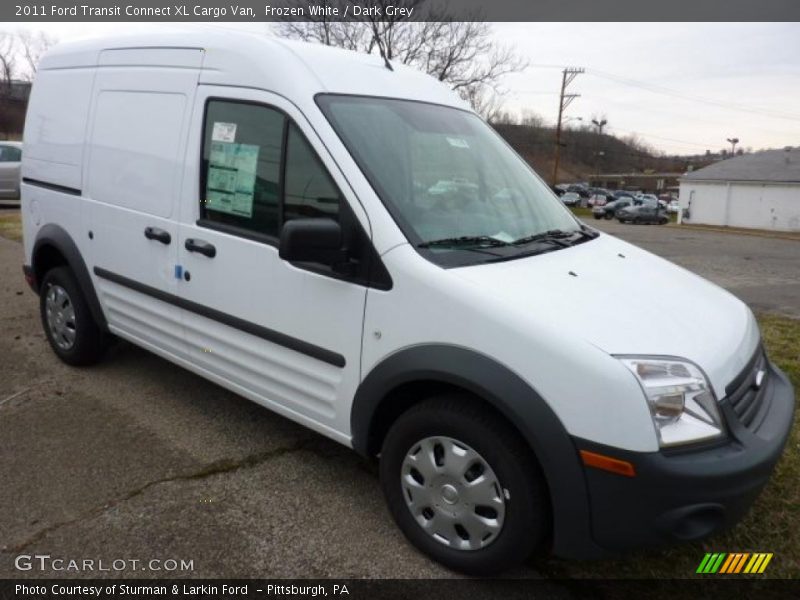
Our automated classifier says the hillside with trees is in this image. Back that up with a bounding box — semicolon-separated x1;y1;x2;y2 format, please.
490;120;709;183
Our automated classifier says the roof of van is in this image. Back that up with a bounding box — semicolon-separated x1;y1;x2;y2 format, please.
39;28;469;111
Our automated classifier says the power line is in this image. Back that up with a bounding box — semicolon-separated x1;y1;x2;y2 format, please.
524;63;800;122
604;125;717;150
586;68;800;122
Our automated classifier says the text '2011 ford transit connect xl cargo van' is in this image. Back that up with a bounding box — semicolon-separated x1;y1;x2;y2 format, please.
21;32;794;574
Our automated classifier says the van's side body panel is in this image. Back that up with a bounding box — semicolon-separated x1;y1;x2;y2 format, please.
85;49;202;360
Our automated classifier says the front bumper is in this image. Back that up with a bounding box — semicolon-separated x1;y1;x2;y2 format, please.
574;360;795;553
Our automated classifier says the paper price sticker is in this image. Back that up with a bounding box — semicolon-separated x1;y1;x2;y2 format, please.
211;122;237;143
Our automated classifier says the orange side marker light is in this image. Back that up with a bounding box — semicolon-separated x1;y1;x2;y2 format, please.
580;450;636;477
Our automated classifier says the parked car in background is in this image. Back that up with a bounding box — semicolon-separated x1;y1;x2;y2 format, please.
592;197;633;219
588;193;610;207
561;192;581;206
617;204;669;224
0;141;23;201
667;200;680;214
659;194;674;205
551;185;565;197
635;194;668;210
567;184;591;198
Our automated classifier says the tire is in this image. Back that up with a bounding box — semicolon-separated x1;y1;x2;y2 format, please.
605;213;613;220
633;217;641;224
379;396;549;575
593;214;602;220
40;266;108;366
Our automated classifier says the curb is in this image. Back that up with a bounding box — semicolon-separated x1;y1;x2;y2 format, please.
676;224;800;242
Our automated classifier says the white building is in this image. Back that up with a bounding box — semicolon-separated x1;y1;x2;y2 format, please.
679;147;800;232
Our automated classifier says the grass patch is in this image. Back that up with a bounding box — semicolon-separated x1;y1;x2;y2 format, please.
537;313;799;579
569;206;594;218
0;210;22;242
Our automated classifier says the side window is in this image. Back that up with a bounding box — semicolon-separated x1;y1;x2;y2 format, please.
0;146;19;162
284;123;341;222
201;101;285;237
0;146;21;162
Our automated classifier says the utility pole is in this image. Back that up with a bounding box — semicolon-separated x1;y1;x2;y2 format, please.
551;67;584;186
726;137;739;157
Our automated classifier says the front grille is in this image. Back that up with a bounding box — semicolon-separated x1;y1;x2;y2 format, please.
725;347;770;429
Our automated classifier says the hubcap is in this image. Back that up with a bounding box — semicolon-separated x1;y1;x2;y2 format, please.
45;284;77;351
400;436;506;551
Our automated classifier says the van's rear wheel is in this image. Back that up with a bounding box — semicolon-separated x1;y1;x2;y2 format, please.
379;397;549;575
40;267;107;366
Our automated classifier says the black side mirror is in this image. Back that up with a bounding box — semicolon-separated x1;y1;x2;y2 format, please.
279;218;344;266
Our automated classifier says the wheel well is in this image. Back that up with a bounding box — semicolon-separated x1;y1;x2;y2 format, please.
366;379;555;535
33;244;68;292
366;380;536;462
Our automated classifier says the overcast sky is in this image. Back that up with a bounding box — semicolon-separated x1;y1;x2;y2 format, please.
8;21;800;155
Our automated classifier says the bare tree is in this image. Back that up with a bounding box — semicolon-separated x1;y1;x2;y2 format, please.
0;33;17;137
273;1;527;115
16;30;56;80
519;109;545;129
0;30;56;137
0;32;16;89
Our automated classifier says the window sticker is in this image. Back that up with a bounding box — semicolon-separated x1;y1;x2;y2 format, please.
211;122;237;143
446;137;470;149
205;141;259;218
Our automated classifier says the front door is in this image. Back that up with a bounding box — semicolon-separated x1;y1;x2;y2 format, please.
176;86;371;440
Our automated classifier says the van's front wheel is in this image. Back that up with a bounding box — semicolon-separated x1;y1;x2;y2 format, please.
379;397;549;575
40;267;107;366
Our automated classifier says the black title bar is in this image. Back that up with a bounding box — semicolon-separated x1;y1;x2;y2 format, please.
5;0;800;22
3;579;800;599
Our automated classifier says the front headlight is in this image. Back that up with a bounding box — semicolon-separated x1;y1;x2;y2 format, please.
619;357;725;448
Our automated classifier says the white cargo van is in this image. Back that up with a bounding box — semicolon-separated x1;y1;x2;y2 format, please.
21;32;794;574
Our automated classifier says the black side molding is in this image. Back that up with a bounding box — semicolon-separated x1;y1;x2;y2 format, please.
22;178;82;196
93;267;346;368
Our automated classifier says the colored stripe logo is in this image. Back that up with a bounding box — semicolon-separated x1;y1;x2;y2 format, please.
696;552;773;574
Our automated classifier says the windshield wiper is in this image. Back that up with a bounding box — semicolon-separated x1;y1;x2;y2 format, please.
417;235;512;249
511;229;575;247
511;228;598;247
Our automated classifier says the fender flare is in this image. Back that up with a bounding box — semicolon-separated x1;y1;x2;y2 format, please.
352;344;605;558
32;224;108;331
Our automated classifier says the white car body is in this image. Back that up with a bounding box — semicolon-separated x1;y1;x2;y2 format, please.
20;31;794;566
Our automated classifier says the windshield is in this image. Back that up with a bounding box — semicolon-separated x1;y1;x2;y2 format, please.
317;95;588;267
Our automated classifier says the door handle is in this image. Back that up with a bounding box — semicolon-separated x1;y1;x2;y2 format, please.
144;226;171;245
185;238;216;258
